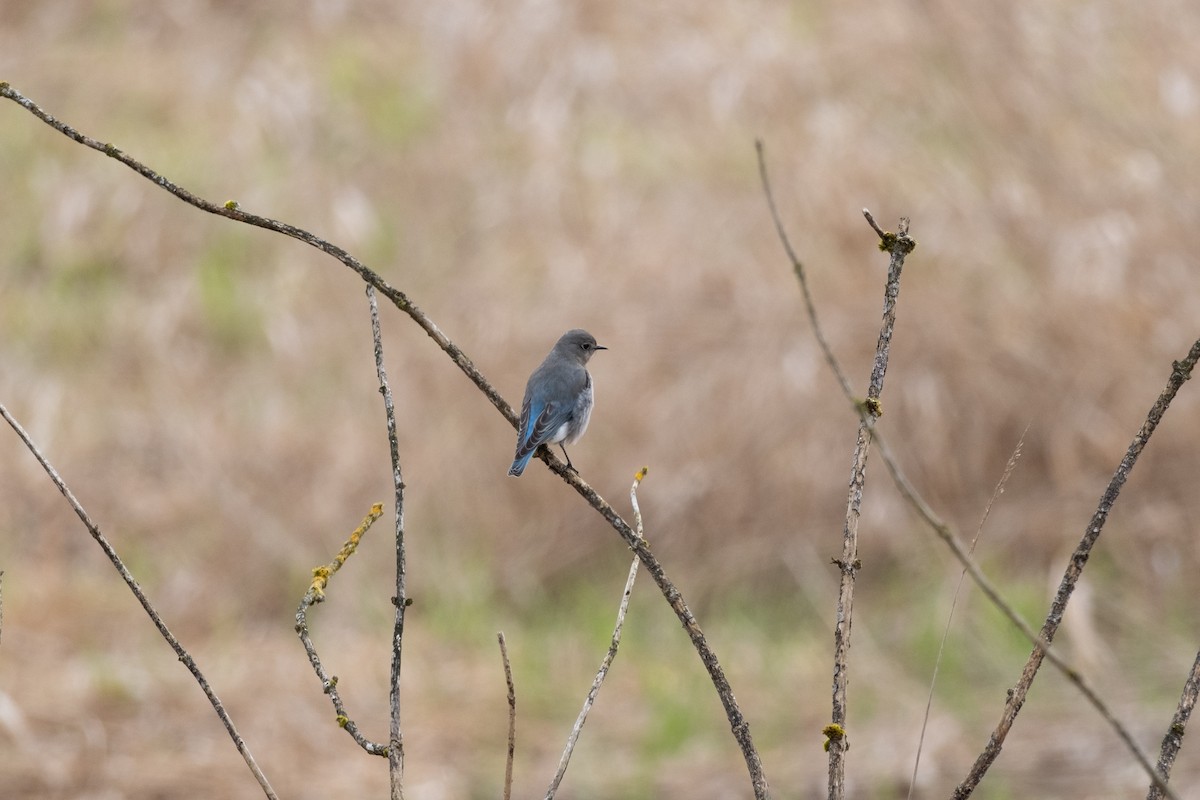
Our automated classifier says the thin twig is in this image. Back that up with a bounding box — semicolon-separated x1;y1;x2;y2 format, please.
1149;647;1200;800
755;140;855;402
554;470;767;796
862;209;888;240
630;467;649;541
951;339;1200;799
0;403;279;799
368;285;409;800
908;428;1027;800
758;141;915;800
294;504;389;757
546;467;647;800
497;632;516;800
0;84;769;799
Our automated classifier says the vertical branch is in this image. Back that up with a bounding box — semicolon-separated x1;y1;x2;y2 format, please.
367;286;409;800
828;212;913;799
1149;648;1200;800
497;632;516;800
1;403;279;799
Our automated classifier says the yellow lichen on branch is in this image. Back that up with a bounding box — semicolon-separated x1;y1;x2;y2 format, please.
308;504;385;601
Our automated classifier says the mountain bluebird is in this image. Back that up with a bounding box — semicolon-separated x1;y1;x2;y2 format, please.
508;329;606;477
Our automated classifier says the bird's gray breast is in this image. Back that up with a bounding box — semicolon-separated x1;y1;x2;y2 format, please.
563;371;595;445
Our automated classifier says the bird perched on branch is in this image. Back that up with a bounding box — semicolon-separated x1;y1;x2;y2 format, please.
508;329;606;477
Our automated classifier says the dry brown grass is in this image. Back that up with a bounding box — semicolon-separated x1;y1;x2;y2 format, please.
3;1;1200;798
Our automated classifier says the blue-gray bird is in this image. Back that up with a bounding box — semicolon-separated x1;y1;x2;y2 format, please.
508;329;606;477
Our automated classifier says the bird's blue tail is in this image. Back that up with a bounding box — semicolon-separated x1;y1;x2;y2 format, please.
508;450;534;477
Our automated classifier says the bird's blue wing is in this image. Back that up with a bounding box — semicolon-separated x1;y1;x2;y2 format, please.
508;397;572;476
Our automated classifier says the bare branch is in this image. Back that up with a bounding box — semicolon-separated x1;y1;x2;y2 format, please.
546;467;647;800
0;84;768;798
0;403;279;799
368;285;409;799
951;340;1200;798
497;632;516;800
294;504;389;757
1149;648;1200;799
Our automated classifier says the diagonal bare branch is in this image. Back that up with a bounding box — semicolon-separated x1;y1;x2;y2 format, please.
0;403;280;799
952;339;1200;799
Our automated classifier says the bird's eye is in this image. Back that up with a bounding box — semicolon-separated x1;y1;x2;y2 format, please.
581;343;591;350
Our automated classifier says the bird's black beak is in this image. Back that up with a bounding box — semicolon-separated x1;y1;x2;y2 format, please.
595;344;608;350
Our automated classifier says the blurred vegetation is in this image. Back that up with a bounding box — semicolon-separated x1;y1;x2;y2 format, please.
2;1;1200;798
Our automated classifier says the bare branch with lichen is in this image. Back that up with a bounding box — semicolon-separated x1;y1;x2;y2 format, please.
294;504;389;757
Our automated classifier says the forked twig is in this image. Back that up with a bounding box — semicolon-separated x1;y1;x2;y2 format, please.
497;632;516;800
545;467;647;800
0;403;279;799
0;84;768;799
294;504;389;757
368;285;409;799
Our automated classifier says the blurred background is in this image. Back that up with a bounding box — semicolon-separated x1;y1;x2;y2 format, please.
2;1;1200;798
